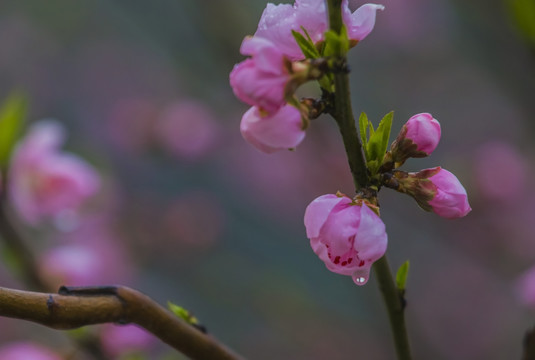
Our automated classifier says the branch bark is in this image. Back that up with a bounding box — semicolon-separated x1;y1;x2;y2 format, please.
0;285;244;360
325;1;412;359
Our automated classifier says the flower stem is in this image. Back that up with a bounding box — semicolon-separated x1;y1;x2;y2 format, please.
325;1;412;359
373;256;412;360
326;1;368;190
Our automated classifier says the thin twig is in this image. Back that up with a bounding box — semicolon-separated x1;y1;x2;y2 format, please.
372;256;412;360
0;285;244;360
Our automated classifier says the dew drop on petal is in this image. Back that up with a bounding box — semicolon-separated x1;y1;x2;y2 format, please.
352;268;370;286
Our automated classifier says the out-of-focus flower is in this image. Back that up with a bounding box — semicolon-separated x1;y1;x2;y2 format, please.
107;98;159;154
38;217;132;287
99;324;156;358
304;193;387;285
161;190;225;250
230;37;291;114
515;265;535;307
0;342;62;360
255;1;384;60
8;120;100;225
392;167;471;219
241;105;305;154
386;113;441;168
473;141;528;202
155;100;219;161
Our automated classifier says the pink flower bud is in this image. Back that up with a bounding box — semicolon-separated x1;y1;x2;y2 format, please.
427;168;471;219
230;37;290;114
391;167;471;219
343;3;385;42
240;105;305;154
304;194;388;285
0;342;62;360
384;113;441;169
8;120;100;225
404;113;441;155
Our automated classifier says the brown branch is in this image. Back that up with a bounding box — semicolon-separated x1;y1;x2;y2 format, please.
0;285;244;360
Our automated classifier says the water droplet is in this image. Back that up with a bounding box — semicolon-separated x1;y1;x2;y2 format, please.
352;268;370;286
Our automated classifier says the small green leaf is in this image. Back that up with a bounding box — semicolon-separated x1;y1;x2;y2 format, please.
366;111;393;172
292;30;321;59
396;260;410;291
0;91;27;169
322;27;350;57
167;301;200;326
358;112;368;150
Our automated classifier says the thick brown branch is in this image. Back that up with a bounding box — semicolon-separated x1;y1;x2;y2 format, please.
0;285;244;360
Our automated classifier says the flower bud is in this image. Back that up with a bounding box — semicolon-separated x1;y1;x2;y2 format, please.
304;193;388;285
240;105;306;154
385;113;441;169
391;167;471;219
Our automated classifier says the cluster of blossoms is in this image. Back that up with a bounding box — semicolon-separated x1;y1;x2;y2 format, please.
305;113;470;285
230;0;384;153
230;1;471;286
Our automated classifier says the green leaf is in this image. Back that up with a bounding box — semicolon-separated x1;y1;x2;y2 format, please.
167;301;200;326
396;260;410;291
366;111;393;171
292;30;321;59
0;91;27;169
508;0;535;47
367;159;379;175
322;26;350;57
358;112;368;150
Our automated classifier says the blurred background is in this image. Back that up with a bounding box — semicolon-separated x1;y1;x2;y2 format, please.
0;0;534;359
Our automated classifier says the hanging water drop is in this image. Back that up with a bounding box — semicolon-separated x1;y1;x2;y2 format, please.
352;268;370;286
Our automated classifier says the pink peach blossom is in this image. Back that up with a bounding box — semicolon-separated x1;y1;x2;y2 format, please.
255;3;302;60
304;194;387;285
254;1;384;60
428;168;471;219
240;105;305;153
230;37;290;114
8;120;100;225
0;342;62;360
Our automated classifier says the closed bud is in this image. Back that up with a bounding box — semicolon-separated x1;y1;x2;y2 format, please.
390;167;471;219
384;113;441;170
